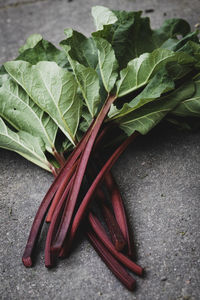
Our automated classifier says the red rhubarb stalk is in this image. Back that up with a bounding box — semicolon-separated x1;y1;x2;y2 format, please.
94;130;133;255
53;149;66;167
52;95;116;252
22;121;95;267
87;229;136;291
22;172;64;267
105;171;134;257
88;212;143;276
99;195;126;251
59;132;138;257
87;165;126;251
46;161;78;222
101;202;126;252
45;174;75;267
93;124;111;151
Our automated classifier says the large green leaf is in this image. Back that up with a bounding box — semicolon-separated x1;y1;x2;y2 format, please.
93;37;118;93
18;34;43;54
0;78;57;153
0;66;9;88
111;10;152;65
17;38;69;68
1;35;70;88
61;29;109;103
92;9;149;69
4;60;82;145
172;80;200;117
79;105;93;133
68;62;100;117
170;31;199;52
161;31;199;52
0;117;50;171
1;34;69;86
109;69;175;119
61;29;98;69
116;48;195;97
177;41;200;68
117;81;195;136
92;6;118;30
153;18;191;47
60;29;100;117
92;6;192;68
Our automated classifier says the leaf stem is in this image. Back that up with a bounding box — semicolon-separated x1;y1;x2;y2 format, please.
22;180;57;267
88;212;143;276
53;149;66;167
46;160;78;223
98;189;126;252
22;121;95;267
104;172;134;257
86;163;126;252
45;174;75;267
52;95;116;252
59;132;138;257
87;228;136;291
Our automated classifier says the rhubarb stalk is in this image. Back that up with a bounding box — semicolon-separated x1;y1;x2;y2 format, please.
86;164;126;252
52;95;116;252
22;121;96;267
87;228;136;291
100;200;126;252
88;212;143;276
46;161;78;222
59;132;138;257
104;172;134;257
45;174;75;267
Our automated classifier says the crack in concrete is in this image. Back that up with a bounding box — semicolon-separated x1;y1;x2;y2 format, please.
0;0;48;10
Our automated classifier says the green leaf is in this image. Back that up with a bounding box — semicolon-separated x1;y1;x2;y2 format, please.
61;138;74;153
79;105;93;133
0;78;58;153
18;34;43;54
172;80;200;117
111;11;153;65
70;62;100;117
0;117;50;171
165;117;192;130
160;31;199;52
0;66;9;88
92;8;193;68
116;48;195;97
109;68;175;119
93;37;118;93
91;6;118;30
61;28;98;69
17;38;69;68
117;81;195;136
4;60;82;145
60;29;100;117
170;31;199;51
92;10;151;68
153;18;191;47
177;41;200;68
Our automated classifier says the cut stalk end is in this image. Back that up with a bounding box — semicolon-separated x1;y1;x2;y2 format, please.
22;256;32;268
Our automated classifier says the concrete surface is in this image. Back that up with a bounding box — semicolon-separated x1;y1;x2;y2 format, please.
0;0;200;299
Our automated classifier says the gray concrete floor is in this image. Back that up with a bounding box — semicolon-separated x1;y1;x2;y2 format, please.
0;1;200;299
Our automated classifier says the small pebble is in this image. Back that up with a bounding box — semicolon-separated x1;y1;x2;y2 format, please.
145;9;154;13
161;276;167;281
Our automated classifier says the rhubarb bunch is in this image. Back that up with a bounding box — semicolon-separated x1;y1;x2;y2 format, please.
0;6;200;292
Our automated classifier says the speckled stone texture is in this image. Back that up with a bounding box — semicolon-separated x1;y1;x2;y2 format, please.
0;1;200;299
